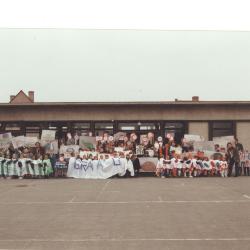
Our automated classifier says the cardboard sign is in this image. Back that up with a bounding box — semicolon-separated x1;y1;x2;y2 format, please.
11;136;25;149
41;130;56;142
23;137;38;147
194;141;215;152
0;133;12;149
213;136;235;149
60;145;80;158
79;136;96;150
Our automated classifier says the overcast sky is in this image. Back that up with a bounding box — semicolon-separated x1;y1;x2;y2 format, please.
0;0;250;102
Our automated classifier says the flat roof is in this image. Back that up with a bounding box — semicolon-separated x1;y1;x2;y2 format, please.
1;100;250;107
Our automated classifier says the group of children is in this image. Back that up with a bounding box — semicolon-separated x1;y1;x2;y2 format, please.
0;151;136;179
156;155;230;178
0;153;53;179
1;148;250;179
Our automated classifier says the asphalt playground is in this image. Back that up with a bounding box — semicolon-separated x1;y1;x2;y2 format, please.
0;177;250;250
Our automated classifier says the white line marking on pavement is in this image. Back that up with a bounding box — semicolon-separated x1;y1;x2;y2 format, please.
95;179;111;201
243;194;250;199
69;196;76;203
0;200;249;205
0;238;250;242
158;196;163;202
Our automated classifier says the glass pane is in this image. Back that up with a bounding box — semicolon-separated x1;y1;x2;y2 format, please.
5;123;21;131
25;126;40;137
118;123;138;131
140;123;156;130
73;123;90;129
95;130;113;136
95;123;113;129
26;132;40;138
62;127;68;132
49;127;57;130
213;122;233;129
213;129;233;137
26;126;40;130
120;126;136;131
140;125;156;130
165;122;183;129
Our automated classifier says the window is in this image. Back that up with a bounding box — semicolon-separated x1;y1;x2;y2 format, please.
118;123;138;131
140;123;156;130
72;122;91;135
118;122;157;131
62;126;68;132
165;122;184;129
5;123;21;131
95;122;113;130
94;122;114;136
164;122;186;144
211;122;234;138
25;126;40;138
73;123;90;129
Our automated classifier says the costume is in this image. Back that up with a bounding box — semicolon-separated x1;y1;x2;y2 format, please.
43;159;54;176
220;161;228;177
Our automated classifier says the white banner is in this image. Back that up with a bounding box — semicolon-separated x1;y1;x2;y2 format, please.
11;136;25;149
67;157;127;179
11;136;38;149
23;137;38;147
41;130;56;142
184;134;205;143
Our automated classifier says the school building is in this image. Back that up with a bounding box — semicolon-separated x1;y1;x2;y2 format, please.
0;90;250;149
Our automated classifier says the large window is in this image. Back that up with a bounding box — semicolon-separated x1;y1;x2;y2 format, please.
139;122;156;131
118;122;157;131
94;122;114;136
47;122;69;140
25;126;40;138
72;122;91;136
5;123;21;131
211;121;234;138
118;123;138;131
3;123;22;136
164;122;186;144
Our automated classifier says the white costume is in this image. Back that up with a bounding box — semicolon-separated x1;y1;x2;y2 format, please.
125;158;134;176
203;160;211;171
0;157;5;177
67;157;76;177
17;158;28;176
220;161;228;177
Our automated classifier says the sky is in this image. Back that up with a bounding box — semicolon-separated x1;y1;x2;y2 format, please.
0;0;250;102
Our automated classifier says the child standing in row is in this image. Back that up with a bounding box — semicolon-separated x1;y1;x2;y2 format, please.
220;157;228;177
55;154;67;177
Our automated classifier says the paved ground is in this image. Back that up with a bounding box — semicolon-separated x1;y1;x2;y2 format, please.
0;177;250;250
